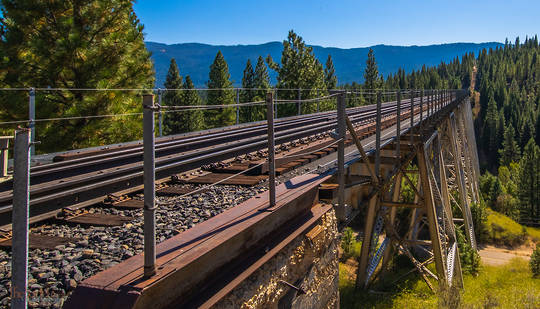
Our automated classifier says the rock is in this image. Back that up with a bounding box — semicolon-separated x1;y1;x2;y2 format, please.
66;279;77;290
29;284;41;290
82;249;94;258
73;272;83;282
77;240;89;247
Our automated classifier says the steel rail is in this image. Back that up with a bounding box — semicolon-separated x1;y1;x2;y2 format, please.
0;96;433;228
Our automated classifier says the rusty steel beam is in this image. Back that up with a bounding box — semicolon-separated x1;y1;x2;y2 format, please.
64;173;330;309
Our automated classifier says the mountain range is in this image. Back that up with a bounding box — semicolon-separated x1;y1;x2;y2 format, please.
146;41;503;87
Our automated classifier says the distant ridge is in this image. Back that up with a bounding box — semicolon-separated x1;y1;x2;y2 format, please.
146;41;503;87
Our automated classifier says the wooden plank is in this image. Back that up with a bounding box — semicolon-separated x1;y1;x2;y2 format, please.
0;234;80;250
62;213;134;226
178;173;266;186
156;186;205;196
112;199;144;209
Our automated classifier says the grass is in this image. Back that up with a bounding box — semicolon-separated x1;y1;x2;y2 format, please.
339;258;540;308
486;208;540;245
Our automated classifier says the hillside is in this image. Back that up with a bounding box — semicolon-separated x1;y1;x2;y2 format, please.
146;41;503;87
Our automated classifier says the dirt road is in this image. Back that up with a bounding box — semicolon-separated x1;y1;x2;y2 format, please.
478;244;532;266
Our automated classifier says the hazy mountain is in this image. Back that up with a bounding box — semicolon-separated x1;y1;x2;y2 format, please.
146;41;503;87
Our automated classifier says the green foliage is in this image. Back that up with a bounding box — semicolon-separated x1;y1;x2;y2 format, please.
239;59;256;123
267;30;329;117
163;58;182;133
340;256;540;308
180;76;204;132
253;56;270;97
0;0;154;152
499;123;520;166
470;200;489;243
340;227;355;260
162;60;204;135
530;243;540;277
456;227;481;276
206;51;235;128
517;139;540;223
324;54;337;90
364;48;379;104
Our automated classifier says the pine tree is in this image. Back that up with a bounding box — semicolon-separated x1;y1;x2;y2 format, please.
267;30;327;117
498;124;520;166
163;58;183;135
324;55;337;90
484;97;499;161
0;0;154;152
181;76;204;132
364;48;379;103
518;139;540;222
252;56;270;121
206;51;235;128
240;59;255;123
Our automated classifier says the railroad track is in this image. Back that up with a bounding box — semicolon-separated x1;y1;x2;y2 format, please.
0;91;454;308
0;96;427;229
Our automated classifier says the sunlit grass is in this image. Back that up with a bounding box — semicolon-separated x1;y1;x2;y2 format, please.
486;208;539;246
339;258;540;308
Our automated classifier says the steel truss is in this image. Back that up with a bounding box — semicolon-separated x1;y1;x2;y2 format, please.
346;96;480;292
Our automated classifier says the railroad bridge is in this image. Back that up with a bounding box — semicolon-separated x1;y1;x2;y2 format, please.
3;89;479;308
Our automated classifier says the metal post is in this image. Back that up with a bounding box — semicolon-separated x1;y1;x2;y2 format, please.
11;129;31;309
236;89;240;125
0;137;10;177
438;90;441;110
316;89;320;113
396;91;401;159
297;88;301;115
337;92;346;220
266;92;276;207
142;94;156;278
158;89;163;137
375;91;381;179
428;90;431;117
410;90;414;145
29;88;35;155
431;90;434;116
420;89;424;122
274;89;278;119
411;90;414;127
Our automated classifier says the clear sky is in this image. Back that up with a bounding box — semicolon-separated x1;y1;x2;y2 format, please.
133;0;539;48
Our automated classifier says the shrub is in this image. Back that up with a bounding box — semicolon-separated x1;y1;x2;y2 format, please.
530;243;540;277
470;200;489;242
341;227;355;260
456;227;481;276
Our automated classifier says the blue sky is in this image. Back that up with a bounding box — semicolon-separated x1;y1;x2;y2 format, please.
133;0;539;48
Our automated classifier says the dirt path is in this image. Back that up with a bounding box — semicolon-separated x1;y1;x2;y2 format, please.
478;244;533;266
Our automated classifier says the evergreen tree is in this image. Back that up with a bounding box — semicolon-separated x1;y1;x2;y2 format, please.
499;124;520;166
0;0;154;152
206;51;235;127
484;97;499;160
240;59;255;123
324;55;337;90
163;58;183;135
267;30;327;116
252;56;270;121
180;76;204;132
518;139;540;222
364;48;379;103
